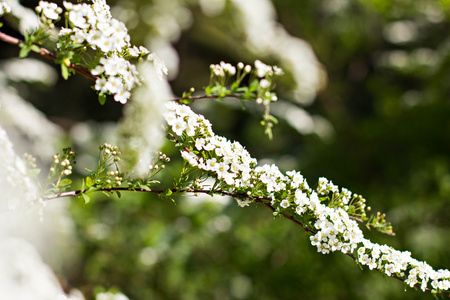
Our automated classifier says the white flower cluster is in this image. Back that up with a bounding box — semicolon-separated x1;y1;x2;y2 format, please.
35;1;62;20
0;1;11;16
309;205;364;254
358;240;450;291
210;61;237;77
254;59;284;78
164;102;213;137
164;101;450;294
165;101;257;188
57;0;150;104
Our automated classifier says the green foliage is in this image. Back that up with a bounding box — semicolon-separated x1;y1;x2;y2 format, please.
43;147;77;195
19;30;46;58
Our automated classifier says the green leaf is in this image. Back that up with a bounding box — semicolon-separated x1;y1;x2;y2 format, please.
268;115;279;124
61;64;70;80
19;45;31;58
163;189;173;196
30;45;40;53
59;178;72;187
85;176;93;188
98;93;106;105
139;184;152;191
81;192;90;203
115;191;122;198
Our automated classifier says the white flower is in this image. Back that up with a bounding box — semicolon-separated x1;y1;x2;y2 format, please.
36;1;62;20
70;31;86;44
97;37;116;53
254;60;272;77
63;1;73;10
236;199;253;207
195;138;205;150
139;46;150;55
172;118;187;136
273;66;284;76
105;76;123;94
215;162;230;178
0;2;11;15
220;61;236;75
69;10;89;28
280;199;290;208
181;151;198;166
114;90;130;104
163;111;177;126
86;30;104;47
259;79;270;88
94;77;108;93
91;65;104;76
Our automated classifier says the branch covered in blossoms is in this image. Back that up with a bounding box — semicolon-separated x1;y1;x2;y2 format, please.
162;102;450;297
37;100;450;297
0;0;158;104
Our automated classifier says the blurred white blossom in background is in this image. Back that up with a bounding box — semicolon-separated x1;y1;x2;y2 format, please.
231;0;326;105
0;127;80;299
118;58;172;174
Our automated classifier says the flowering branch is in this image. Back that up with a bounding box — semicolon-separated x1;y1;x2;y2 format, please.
41;183;450;297
0;0;152;104
0;31;97;81
162;101;450;296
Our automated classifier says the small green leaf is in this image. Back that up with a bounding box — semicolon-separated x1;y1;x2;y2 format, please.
85;176;93;188
59;178;72;187
139;184;151;191
98;93;106;105
163;189;173;196
19;45;31;58
61;64;69;80
81;193;90;203
268;115;278;124
30;45;40;53
115;191;122;198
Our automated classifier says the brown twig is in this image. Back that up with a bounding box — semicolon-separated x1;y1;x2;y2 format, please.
0;31;98;81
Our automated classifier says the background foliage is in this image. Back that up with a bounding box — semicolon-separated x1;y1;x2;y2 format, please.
2;0;450;299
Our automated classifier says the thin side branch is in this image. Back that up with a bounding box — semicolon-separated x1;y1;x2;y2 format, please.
171;94;243;102
0;31;98;81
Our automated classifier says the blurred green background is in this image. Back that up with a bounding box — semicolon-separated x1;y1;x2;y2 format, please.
2;0;450;299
